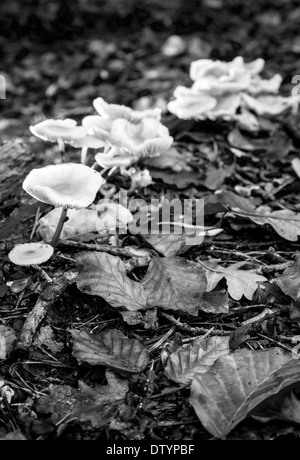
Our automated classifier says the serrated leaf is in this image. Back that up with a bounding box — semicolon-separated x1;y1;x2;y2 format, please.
276;253;300;301
203;260;266;300
165;336;229;385
190;347;300;438
71;328;149;373
142;256;207;315
76;252;147;311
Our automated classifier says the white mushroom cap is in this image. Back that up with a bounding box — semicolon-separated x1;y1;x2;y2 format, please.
30;119;105;149
30;119;78;142
93;97;162;123
8;243;54;266
23;163;103;209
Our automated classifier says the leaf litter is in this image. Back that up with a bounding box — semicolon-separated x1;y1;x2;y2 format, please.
3;0;300;442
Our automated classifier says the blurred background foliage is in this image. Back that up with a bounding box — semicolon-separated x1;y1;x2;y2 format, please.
0;0;300;123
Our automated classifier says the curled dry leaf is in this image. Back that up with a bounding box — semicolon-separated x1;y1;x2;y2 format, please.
71;328;149;373
164;336;230;385
190;347;300;438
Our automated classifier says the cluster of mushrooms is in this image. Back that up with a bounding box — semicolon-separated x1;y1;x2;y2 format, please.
8;97;174;274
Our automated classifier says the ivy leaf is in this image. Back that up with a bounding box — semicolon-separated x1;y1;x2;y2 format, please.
190;347;300;438
203;260;266;300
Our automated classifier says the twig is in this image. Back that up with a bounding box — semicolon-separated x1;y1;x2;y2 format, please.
17;271;77;350
257;261;292;274
58;240;152;260
159;311;231;336
241;308;279;326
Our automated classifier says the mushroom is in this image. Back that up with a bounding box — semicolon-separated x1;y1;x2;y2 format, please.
30;119;105;164
8;243;54;282
23;163;103;247
94;147;134;171
93;97;162;123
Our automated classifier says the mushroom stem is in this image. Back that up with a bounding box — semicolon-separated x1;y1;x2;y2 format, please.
31;264;52;283
58;138;65;162
81;146;88;165
50;207;68;248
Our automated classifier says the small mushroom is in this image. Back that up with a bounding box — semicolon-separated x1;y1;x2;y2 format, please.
23;163;103;247
8;243;54;282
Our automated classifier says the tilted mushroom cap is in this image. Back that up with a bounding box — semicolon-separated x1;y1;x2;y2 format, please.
93;97;162;123
23;163;103;209
8;243;54;266
30;119;78;142
30;119;105;149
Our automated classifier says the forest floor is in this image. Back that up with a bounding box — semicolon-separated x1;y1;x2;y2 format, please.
1;0;300;441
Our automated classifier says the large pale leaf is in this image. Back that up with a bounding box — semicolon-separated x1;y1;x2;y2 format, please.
142;256;207;315
190;347;300;438
76;252;147;311
276;253;300;301
165;336;229;385
71;328;149;373
204;260;266;300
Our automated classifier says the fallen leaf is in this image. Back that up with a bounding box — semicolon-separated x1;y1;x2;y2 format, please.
71;328;149;373
252;389;300;424
144;146;192;172
190;347;300;438
142;233;186;257
203;164;234;190
276;253;300;301
203;260;266;300
142;256;207;315
243;206;300;241
76;252;147;311
229;324;252;350
121;309;158;329
165;336;229;385
0;325;17;359
35;370;128;428
33;325;64;354
150;169;203;189
202;289;229;314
